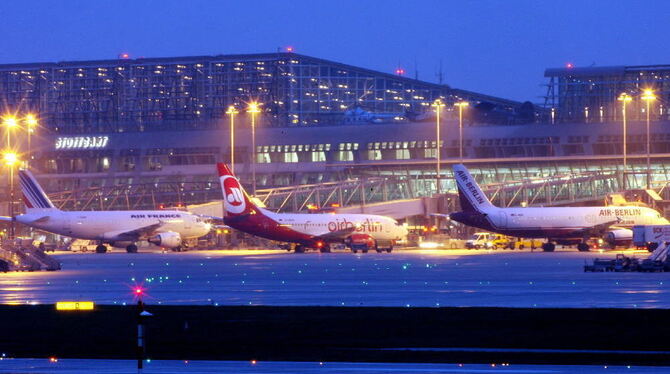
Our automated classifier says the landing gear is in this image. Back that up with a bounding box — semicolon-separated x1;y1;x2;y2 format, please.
542;243;555;252
319;245;331;253
95;244;107;254
126;244;138;253
577;242;590;252
386;246;393;253
294;245;305;254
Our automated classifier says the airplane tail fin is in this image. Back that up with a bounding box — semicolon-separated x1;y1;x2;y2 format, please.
217;163;256;217
452;164;495;213
18;169;58;212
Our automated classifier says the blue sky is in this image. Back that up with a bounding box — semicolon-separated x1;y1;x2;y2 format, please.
0;0;666;101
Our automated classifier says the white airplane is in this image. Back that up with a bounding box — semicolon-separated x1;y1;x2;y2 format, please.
2;169;211;253
215;163;407;253
449;164;669;252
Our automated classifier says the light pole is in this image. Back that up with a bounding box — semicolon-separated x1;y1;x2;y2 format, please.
25;114;37;167
641;89;656;190
432;99;445;194
4;152;18;239
455;101;469;162
247;102;261;195
226;106;238;174
618;93;632;190
3;116;17;150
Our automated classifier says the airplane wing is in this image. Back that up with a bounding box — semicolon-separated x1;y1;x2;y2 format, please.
314;227;357;241
578;218;621;237
102;221;165;241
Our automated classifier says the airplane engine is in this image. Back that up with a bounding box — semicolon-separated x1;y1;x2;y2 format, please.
148;232;182;248
605;229;633;247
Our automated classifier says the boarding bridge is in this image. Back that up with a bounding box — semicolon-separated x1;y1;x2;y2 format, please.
39;169;670;217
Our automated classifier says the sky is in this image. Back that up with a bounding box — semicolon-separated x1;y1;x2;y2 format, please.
0;0;667;102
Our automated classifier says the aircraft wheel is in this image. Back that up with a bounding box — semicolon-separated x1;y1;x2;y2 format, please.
95;245;107;254
319;245;331;253
295;245;305;254
577;243;590;252
362;249;368;253
352;248;358;253
386;246;393;253
126;244;138;253
542;243;555;252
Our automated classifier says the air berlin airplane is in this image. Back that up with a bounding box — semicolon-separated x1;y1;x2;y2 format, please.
216;163;407;253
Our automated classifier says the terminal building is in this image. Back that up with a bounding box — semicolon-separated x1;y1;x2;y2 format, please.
1;53;670;216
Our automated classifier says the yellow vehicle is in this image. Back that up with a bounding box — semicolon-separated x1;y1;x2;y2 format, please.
466;232;542;250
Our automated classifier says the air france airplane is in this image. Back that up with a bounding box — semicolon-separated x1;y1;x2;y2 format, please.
2;169;211;253
216;163;407;253
449;164;669;252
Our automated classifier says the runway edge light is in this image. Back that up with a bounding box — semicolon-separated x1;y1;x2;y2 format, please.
56;301;95;311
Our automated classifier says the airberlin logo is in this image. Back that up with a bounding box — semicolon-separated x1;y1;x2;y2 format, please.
457;170;484;204
221;176;246;214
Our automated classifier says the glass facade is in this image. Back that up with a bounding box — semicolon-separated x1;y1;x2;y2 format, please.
0;53;531;133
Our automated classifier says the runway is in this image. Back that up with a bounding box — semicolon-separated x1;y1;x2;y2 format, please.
1;249;667;308
0;359;664;373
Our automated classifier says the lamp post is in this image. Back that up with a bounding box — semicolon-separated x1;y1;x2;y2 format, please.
25;114;37;167
454;101;469;162
3;116;17;150
226;106;238;174
4;152;18;239
432;99;445;194
618;93;632;190
641;89;656;190
247;102;261;195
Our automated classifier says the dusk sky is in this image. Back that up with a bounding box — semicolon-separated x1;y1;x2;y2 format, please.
0;0;667;102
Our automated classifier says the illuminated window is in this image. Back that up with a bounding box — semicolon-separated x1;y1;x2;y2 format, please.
396;149;410;160
368;150;382;160
284;152;298;163
336;151;354;162
424;148;437;159
312;151;326;162
257;153;271;163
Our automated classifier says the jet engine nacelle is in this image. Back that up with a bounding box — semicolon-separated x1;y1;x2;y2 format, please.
148;232;182;248
605;228;633;247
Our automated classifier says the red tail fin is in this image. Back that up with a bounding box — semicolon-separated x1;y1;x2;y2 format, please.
217;163;255;217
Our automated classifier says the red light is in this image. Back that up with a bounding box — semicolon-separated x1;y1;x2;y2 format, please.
395;68;405;76
566;62;574;69
119;53;130;59
49;357;58;363
286;46;294;53
316;241;324;248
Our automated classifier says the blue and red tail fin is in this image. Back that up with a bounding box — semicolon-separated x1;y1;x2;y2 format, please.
18;169;57;211
452;164;495;213
217;163;257;217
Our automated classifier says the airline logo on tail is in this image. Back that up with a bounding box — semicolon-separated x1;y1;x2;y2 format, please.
217;163;251;216
18;170;55;210
452;164;494;213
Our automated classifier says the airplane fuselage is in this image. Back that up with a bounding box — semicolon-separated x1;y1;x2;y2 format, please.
451;205;667;239
16;210;211;242
224;209;406;246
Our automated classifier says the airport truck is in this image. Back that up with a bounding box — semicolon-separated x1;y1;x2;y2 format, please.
632;225;670;252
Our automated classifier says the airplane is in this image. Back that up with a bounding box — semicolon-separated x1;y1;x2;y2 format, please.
448;164;669;252
215;163;407;253
1;169;212;253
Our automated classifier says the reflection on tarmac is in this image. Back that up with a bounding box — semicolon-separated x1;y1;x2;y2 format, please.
0;359;664;373
0;249;667;308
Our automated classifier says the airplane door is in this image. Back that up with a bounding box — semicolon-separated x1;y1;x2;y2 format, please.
61;212;72;235
498;211;508;227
